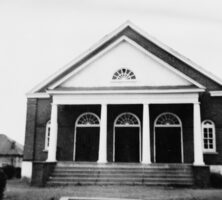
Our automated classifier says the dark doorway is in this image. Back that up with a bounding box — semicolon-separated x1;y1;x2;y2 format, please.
75;127;99;161
155;127;181;163
115;127;140;162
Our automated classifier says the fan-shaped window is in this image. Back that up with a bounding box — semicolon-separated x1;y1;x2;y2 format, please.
155;112;181;127
76;113;100;127
202;120;216;153
114;113;140;126
44;120;51;151
112;68;136;80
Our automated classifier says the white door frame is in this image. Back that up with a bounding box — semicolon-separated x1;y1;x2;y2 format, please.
73;112;100;161
113;112;141;162
153;112;184;163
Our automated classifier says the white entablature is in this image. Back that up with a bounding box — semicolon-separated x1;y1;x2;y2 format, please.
49;37;204;90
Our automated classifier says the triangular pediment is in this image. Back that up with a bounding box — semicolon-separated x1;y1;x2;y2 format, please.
49;37;203;90
28;21;222;95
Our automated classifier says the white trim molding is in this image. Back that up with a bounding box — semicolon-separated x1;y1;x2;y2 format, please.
210;91;222;97
47;88;205;95
26;93;50;98
202;120;216;153
51;93;200;105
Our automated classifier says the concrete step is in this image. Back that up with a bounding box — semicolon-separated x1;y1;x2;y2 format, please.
47;180;194;186
47;163;194;187
51;173;193;178
53;168;192;173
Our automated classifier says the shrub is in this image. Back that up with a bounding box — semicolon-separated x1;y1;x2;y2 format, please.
0;169;7;200
210;172;222;188
15;167;21;178
2;165;15;179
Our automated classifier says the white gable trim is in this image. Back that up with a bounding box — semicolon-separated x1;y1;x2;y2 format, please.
52;93;200;105
28;22;134;94
47;88;204;95
127;22;222;86
210;91;222;96
48;36;129;89
49;36;205;90
26;93;50;98
28;21;221;94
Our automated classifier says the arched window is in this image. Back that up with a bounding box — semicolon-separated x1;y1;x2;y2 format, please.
44;121;51;150
115;113;140;126
202;120;216;152
154;112;183;163
112;68;136;80
76;113;100;127
155;112;181;127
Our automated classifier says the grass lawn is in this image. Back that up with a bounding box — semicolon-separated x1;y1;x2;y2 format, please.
4;179;222;200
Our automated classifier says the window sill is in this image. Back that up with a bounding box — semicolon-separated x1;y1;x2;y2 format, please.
203;151;218;155
42;149;48;152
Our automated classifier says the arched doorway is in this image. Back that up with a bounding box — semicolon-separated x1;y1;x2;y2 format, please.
154;112;183;163
113;112;141;162
74;112;100;161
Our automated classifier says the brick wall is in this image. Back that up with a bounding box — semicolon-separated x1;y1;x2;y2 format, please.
23;98;51;162
23;99;38;161
201;93;222;164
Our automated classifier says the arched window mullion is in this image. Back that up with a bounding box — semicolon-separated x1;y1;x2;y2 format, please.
76;112;100;127
112;68;136;80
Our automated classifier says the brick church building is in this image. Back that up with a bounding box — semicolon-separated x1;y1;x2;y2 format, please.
22;22;222;186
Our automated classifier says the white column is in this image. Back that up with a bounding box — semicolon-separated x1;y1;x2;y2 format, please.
98;104;107;163
142;103;151;164
193;102;204;165
47;103;58;162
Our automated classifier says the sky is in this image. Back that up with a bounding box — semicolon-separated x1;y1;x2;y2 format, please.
0;0;222;145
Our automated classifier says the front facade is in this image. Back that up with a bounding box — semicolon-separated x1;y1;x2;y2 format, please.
22;22;222;185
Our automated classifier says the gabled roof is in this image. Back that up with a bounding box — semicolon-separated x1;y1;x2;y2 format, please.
0;134;23;156
28;21;222;95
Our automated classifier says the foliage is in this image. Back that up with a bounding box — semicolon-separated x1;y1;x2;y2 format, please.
0;169;7;200
2;165;15;179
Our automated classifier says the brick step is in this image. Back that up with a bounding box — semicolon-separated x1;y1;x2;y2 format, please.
47;163;194;187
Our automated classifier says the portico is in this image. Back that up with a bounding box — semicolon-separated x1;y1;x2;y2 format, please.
46;90;204;166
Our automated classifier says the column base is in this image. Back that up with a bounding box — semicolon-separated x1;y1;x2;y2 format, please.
97;160;107;164
46;159;57;162
141;160;151;164
193;161;205;166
